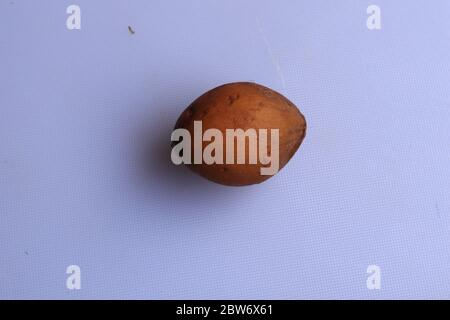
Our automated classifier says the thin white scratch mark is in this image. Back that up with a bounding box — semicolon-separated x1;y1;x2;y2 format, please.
256;17;286;90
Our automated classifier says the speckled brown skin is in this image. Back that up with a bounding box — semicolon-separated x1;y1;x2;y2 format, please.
173;82;307;186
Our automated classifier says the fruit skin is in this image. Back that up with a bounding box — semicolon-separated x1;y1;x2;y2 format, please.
173;82;307;186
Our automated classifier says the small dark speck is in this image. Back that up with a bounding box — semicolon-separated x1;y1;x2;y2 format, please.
128;26;135;35
25;251;29;255
227;94;240;105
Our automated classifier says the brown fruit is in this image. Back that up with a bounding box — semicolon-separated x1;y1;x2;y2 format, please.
173;82;306;186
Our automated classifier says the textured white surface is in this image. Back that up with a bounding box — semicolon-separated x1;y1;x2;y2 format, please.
1;0;450;298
